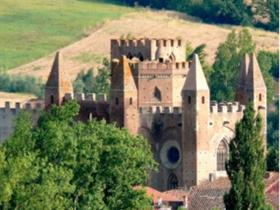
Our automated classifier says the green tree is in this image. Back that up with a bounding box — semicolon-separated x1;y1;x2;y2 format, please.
209;28;276;103
210;30;240;101
0;101;156;209
267;146;279;171
0;74;44;98
93;58;111;96
224;104;272;210
266;99;279;171
73;58;110;96
186;43;212;80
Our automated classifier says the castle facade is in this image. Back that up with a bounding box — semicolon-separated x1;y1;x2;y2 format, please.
0;38;267;191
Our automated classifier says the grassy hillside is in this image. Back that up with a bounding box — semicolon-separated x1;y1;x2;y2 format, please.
8;10;278;82
0;0;134;71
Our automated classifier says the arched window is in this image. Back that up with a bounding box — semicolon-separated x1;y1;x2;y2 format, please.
154;87;162;101
217;140;228;171
169;53;176;61
168;173;178;190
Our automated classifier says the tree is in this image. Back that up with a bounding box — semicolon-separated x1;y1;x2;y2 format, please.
0;101;156;209
93;58;111;96
266;99;279;171
210;30;240;101
186;43;212;80
224;104;272;210
73;58;110;96
209;28;276;103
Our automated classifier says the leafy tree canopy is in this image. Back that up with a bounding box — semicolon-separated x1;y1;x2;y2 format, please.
119;0;279;31
209;28;275;104
0;101;156;209
73;58;110;96
224;103;272;210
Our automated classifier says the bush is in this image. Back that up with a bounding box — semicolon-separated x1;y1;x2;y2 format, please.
0;74;44;98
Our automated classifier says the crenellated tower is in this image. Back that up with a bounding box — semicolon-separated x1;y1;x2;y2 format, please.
45;51;73;109
181;54;210;188
109;56;139;134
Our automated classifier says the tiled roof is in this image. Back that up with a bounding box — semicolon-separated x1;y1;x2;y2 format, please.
187;172;279;210
135;186;182;203
163;189;188;202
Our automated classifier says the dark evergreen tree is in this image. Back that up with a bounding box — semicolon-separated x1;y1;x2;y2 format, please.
224;104;272;210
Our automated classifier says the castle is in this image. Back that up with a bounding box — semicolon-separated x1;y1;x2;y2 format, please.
0;38;267;191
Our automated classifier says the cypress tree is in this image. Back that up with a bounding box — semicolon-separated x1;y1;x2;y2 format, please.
224;103;272;210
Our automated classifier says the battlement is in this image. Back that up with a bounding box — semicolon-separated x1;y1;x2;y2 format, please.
139;106;182;114
139;61;188;71
63;93;108;103
0;101;44;112
138;61;189;74
111;38;184;48
210;101;246;113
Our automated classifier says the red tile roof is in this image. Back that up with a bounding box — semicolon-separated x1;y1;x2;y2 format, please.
136;186;181;203
187;172;279;210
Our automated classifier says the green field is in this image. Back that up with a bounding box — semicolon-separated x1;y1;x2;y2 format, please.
0;0;134;72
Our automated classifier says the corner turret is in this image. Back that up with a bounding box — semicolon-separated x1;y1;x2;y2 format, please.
110;56;139;134
236;53;267;144
45;51;73;109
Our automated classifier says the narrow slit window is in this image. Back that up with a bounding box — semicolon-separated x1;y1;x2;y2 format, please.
188;96;191;104
129;97;133;105
202;96;205;104
115;97;119;106
178;40;181;46
259;93;262;101
50;95;55;104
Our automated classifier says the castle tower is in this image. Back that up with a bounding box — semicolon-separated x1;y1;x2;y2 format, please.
109;56;139;134
236;53;267;143
45;51;73;109
181;54;210;188
236;54;250;105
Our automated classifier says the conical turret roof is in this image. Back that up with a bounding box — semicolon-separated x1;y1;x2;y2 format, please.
183;54;209;91
246;53;266;90
46;51;73;93
238;54;250;87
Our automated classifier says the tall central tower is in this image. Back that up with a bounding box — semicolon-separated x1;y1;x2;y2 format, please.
181;54;210;188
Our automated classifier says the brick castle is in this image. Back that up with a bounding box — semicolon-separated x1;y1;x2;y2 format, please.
0;38;267;191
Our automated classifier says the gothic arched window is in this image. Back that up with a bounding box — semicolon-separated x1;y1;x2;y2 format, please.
217;140;228;171
154;87;162;101
168;173;178;190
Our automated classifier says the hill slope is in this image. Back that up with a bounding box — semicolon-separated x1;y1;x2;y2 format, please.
0;0;134;71
6;10;279;81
